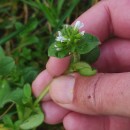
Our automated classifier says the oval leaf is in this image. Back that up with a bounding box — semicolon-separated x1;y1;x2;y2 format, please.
48;43;70;58
81;46;100;64
23;84;31;98
0;56;15;76
20;113;44;130
79;68;97;76
76;33;100;54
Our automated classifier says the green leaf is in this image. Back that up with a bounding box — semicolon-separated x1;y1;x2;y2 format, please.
74;62;92;70
36;0;57;27
0;46;5;57
48;43;57;57
19;18;39;37
0;18;39;45
14;120;23;130
0;80;11;108
81;46;100;64
78;67;97;76
10;88;23;104
68;62;97;76
23;84;31;98
73;62;97;76
0;80;23;108
0;56;15;76
3;115;14;128
15;22;23;30
22;67;38;83
48;43;70;58
76;33;100;54
20;112;44;129
57;0;65;14
22;84;32;105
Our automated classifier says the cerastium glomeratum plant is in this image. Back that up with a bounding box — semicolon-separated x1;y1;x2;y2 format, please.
36;20;101;107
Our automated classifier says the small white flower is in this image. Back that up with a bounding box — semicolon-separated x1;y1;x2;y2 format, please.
63;24;69;28
56;36;66;42
74;21;84;30
80;31;85;36
58;31;62;36
54;44;58;47
56;31;67;42
56;48;61;51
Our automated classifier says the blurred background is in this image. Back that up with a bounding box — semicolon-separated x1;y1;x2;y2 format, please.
0;0;99;130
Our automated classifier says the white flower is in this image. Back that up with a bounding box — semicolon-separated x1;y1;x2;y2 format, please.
54;44;58;47
80;31;85;36
74;21;84;30
63;24;69;28
58;31;62;36
56;48;61;51
56;31;67;42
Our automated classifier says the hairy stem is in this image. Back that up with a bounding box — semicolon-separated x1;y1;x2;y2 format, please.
34;85;50;105
72;52;80;63
0;103;14;120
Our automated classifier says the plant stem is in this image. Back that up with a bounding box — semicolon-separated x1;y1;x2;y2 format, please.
34;53;80;105
0;103;14;120
34;85;50;105
72;52;80;63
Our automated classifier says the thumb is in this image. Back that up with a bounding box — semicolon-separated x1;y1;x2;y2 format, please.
49;73;130;117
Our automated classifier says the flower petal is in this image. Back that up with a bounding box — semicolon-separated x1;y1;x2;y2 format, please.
74;21;84;30
80;31;85;36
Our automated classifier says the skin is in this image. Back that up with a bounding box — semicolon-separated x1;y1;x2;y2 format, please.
32;0;130;129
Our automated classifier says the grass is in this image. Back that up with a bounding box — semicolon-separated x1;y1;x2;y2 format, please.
0;0;98;129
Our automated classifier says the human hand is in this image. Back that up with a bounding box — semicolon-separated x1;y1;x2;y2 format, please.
32;0;130;129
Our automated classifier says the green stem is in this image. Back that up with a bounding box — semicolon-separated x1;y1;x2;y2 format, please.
72;52;80;63
34;85;50;105
34;53;80;105
0;103;14;120
16;104;23;120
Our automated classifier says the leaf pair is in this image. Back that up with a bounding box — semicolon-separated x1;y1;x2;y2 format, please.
67;62;97;76
48;33;100;59
0;80;23;108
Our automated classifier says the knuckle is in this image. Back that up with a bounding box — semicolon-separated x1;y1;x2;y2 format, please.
73;73;105;114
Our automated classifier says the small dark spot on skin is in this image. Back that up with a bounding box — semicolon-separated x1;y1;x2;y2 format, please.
88;95;91;99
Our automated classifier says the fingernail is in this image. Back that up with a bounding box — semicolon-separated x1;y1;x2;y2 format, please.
50;76;75;104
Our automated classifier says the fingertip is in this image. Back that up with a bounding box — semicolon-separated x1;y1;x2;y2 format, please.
41;101;70;124
32;70;52;97
46;56;70;77
63;112;104;130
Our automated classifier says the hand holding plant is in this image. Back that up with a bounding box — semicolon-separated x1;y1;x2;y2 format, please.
48;20;100;76
35;20;100;104
33;0;130;130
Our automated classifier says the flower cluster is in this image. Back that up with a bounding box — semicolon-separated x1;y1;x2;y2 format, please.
48;20;100;59
54;21;85;51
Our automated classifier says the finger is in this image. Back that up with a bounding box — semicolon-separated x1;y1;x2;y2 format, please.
63;112;130;130
49;73;130;117
109;116;130;130
94;38;130;72
41;101;70;124
46;56;70;77
75;0;130;41
32;56;70;99
32;38;130;99
32;70;52;98
64;112;105;130
108;0;130;39
72;1;111;42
